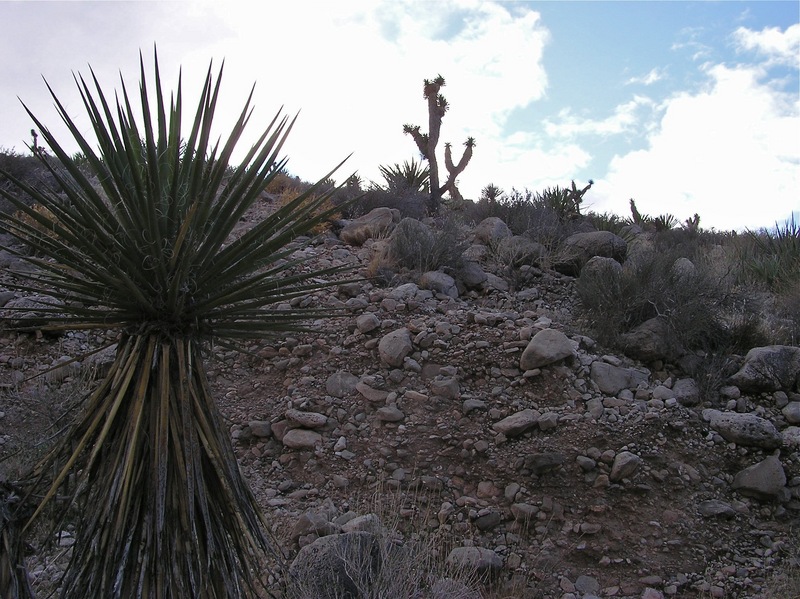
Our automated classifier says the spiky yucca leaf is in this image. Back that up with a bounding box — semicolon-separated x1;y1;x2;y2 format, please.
0;49;351;598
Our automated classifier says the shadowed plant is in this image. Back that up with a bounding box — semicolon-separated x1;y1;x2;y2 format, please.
0;49;350;598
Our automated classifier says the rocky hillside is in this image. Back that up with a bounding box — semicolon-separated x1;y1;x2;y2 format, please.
1;204;798;599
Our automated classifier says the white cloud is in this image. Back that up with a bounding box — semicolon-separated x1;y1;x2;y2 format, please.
591;62;799;231
626;67;666;86
543;96;656;139
733;23;800;67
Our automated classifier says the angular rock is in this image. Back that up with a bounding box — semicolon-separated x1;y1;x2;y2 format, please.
590;361;649;395
728;345;800;392
378;328;413;367
326;371;360;398
619;317;682;363
520;328;575;370
609;451;641;482
457;261;488;289
355;312;380;333
339;207;399;246
430;377;460;399
419;271;458;298
492;409;540;437
732;454;787;500
702;409;782;449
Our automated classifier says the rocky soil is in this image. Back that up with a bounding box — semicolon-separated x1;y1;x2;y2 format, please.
1;204;798;599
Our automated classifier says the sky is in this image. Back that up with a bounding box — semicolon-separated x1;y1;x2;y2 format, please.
0;1;797;232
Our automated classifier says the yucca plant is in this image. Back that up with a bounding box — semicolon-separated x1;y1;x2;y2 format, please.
0;50;351;598
377;158;429;193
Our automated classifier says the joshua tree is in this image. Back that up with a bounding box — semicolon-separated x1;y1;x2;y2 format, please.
403;75;474;214
566;179;593;218
0;50;350;598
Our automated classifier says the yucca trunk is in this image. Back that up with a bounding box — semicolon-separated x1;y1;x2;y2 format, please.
37;334;271;598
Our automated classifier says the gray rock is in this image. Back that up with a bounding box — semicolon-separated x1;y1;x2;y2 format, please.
555;230;627;275
376;406;405;422
574;574;601;594
781;402;800;424
610;451;641;482
289;532;384;598
492;409;540;437
590;361;650;395
782;426;800;447
326;371;360;398
387;282;420;301
732;454;787;500
339;207;399;246
430;377;460;399
457;261;488;289
355;312;380;333
445;546;503;575
520;328;576;370
495;235;545;267
525;452;566;475
672;377;701;406
698;499;736;518
378;328;413;367
248;420;272;438
419;270;459;298
282;428;323;450
578;255;622;294
285;409;328;429
702;409;782;449
473;217;512;244
619;317;682;363
729;345;800;392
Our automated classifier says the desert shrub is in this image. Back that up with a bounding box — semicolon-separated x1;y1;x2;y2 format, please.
737;215;800;293
584;211;627;235
577;246;759;354
384;215;467;275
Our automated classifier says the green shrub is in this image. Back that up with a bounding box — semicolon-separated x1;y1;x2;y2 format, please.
739;215;800;292
577;246;762;354
384;216;467;275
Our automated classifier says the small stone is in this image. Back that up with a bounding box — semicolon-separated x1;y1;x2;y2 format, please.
376;406;405;422
282;429;322;450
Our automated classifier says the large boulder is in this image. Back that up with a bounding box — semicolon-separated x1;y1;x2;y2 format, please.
554;231;627;276
731;454;787;501
339;207;400;246
473;217;512;245
728;345;800;392
702;409;782;449
520;328;576;370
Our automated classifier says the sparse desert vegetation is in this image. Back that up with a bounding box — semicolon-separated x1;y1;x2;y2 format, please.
0;54;798;599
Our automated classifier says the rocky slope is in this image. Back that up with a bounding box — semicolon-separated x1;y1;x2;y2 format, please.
1;205;798;599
